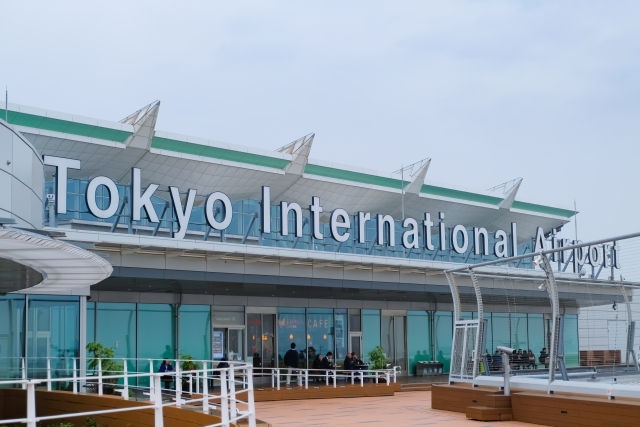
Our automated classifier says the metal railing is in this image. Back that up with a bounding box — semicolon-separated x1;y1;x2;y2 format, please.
0;357;256;427
258;366;399;389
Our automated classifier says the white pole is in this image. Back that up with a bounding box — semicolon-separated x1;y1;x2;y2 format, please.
98;359;103;395
123;360;129;401
22;357;27;390
202;362;209;414
46;358;52;391
26;382;36;427
195;370;200;394
276;368;280;391
175;360;182;408
220;370;230;427
149;360;154;401
247;366;257;427
305;369;308;390
153;375;164;427
72;358;77;394
229;368;237;418
386;371;390;386
351;371;354;385
333;371;336;388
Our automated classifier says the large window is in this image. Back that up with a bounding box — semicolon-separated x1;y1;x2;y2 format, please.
277;308;305;368
0;295;25;382
306;308;334;368
527;314;545;356
179;305;211;361
27;295;79;387
137;304;174;386
407;311;430;375
511;313;528;352
434;311;452;371
362;309;381;363
95;303;137;379
564;314;579;367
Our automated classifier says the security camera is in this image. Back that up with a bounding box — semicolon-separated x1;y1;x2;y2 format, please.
538;283;547;291
533;256;543;266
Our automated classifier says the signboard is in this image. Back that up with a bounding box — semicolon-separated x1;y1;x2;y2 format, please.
213;330;224;360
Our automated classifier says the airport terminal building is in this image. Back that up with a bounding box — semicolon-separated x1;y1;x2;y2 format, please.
0;100;627;380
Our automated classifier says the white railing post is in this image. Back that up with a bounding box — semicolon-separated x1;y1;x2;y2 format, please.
195;370;200;394
325;370;329;386
153;375;164;427
175;360;182;408
72;358;78;394
98;359;103;395
333;370;336;388
46;358;52;391
375;370;379;384
394;367;397;383
123;359;129;400
202;362;209;414
351;371;354;385
188;373;193;394
22;357;27;390
220;370;230;427
360;370;364;387
149;360;155;400
229;368;237;419
247;366;257;427
305;369;308;389
386;371;390;386
276;368;280;391
26;381;36;427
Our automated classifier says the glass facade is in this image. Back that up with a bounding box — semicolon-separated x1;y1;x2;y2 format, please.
564;314;579;367
277;308;305;368
179;305;211;361
434;311;453;371
95;302;137;377
137;304;175;386
47;178;535;269
362;310;381;362
0;295;25;382
306;308;334;368
407;311;430;375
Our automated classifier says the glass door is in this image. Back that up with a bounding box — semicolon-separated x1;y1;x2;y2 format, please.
349;333;362;359
213;327;244;362
247;313;276;374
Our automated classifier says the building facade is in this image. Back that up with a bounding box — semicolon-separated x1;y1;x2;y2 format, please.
0;100;626;381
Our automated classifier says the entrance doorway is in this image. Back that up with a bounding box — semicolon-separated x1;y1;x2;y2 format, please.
213;327;244;362
349;332;362;359
247;313;276;373
381;314;407;375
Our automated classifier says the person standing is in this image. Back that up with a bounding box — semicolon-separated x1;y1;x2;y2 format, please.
284;343;300;387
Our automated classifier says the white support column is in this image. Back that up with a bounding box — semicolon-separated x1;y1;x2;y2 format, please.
220;370;230;427
26;382;36;427
153;375;164;427
202;362;209;414
79;295;87;392
246;366;257;427
468;269;485;379
46;358;52;391
538;253;561;387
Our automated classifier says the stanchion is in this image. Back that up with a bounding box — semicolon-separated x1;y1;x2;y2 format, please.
247;366;257;427
47;358;52;391
202;362;209;414
153;375;164;427
26;382;36;427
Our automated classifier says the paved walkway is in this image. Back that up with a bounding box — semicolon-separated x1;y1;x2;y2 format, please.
255;391;544;426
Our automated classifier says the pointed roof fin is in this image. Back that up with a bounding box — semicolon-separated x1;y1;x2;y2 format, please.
404;159;431;195
497;177;523;209
282;133;314;176
121;101;160;150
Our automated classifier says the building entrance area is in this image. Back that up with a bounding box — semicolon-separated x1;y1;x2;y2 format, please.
382;312;407;375
213;327;244;362
247;313;276;372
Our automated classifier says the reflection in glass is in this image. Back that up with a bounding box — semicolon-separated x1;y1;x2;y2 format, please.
179;305;211;360
137;304;174;386
0;295;25;382
362;309;380;363
306;308;333;368
277;308;305;368
407;311;430;375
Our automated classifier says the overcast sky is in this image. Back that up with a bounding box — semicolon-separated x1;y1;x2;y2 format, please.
2;1;639;243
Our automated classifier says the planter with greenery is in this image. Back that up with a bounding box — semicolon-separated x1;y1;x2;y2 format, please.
367;345;389;382
179;355;202;390
86;342;124;394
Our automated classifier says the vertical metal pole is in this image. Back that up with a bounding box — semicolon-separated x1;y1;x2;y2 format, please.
229;367;237;419
79;295;87;392
220;370;230;427
72;358;77;394
123;359;129;400
46;358;52;391
246;366;257;427
149;360;155;401
305;370;308;389
98;359;103;395
22;357;27;389
202;362;209;414
26;382;36;427
153;375;164;427
502;352;511;396
175;360;181;408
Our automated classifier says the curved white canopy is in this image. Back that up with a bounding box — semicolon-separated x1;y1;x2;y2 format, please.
0;227;112;294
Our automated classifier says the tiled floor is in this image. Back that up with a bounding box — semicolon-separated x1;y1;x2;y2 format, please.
255;391;545;426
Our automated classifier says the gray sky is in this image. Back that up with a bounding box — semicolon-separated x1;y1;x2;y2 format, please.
2;1;639;243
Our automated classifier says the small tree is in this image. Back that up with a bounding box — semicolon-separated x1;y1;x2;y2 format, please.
179;354;202;372
86;342;124;381
367;346;388;370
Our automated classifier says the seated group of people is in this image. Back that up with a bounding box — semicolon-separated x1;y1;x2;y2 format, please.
489;347;550;370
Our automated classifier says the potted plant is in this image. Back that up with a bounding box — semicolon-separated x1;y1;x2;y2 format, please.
179;355;202;391
86;342;124;394
367;346;389;383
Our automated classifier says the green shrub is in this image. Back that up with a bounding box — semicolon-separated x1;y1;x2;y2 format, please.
367;346;388;370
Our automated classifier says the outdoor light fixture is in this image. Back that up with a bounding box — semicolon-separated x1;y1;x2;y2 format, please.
538;283;547;291
612;301;618;311
533;255;543;266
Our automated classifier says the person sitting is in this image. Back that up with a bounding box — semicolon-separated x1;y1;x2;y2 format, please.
322;352;336;370
311;354;324;382
159;359;174;390
343;352;354;371
514;349;524;369
352;352;364;367
539;348;549;368
527;349;537;369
